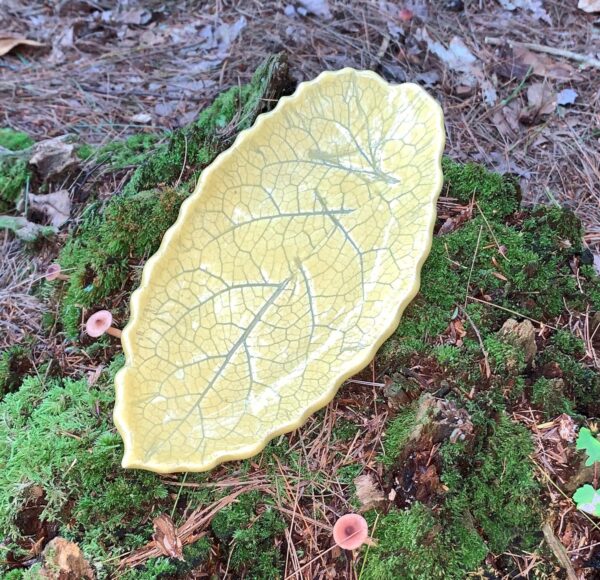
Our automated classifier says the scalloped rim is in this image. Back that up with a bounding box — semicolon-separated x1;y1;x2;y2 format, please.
114;68;446;473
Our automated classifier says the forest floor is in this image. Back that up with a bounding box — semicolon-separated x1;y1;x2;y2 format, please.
1;1;600;579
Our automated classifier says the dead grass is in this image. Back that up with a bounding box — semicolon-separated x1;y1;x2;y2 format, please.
0;233;43;349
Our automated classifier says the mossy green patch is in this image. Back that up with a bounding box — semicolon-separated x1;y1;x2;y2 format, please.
367;408;542;579
0;345;32;399
211;491;286;579
0;129;33;152
381;159;600;416
0;129;33;212
0;358;168;572
380;403;418;466
122;538;212;579
97;133;163;169
361;503;487;580
369;159;597;578
441;414;541;554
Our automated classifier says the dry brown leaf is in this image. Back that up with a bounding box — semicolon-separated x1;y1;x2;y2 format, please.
27;190;72;228
520;82;556;124
29;138;79;181
514;47;583;81
152;514;184;560
0;35;43;57
578;0;600;12
354;474;385;511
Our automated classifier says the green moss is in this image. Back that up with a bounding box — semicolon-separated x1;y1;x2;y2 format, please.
0;357;171;574
361;503;487;579
0;159;29;209
442;414;541;554
380;403;418;466
0;346;32;398
442;158;520;219
380;161;600;422
124;538;212;579
531;377;572;418
57;55;288;338
484;335;525;376
549;329;585;356
539;346;600;416
97;133;162;169
0;129;33;151
332;418;361;442
211;491;286;578
76;143;94;161
369;400;542;577
0;129;33;211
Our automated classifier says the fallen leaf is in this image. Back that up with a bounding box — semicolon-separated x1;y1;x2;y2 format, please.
130;113;152;124
0;35;43;57
354;474;385;511
438;205;473;235
514;47;582;81
557;414;576;442
40;537;94;579
520;82;556;124
593;252;600;275
415;70;440;86
28;190;72;228
29;137;79;180
498;0;552;24
117;9;153;25
578;0;600;12
419;30;497;104
556;88;578;106
298;0;332;19
0;215;56;242
152;514;183;560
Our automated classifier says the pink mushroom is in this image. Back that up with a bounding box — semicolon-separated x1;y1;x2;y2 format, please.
332;513;369;550
45;263;69;281
85;310;122;339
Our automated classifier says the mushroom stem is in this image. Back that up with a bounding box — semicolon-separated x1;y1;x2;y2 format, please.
55;273;70;281
106;327;122;339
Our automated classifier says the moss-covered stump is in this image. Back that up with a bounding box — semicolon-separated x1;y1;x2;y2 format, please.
362;160;600;579
1;62;599;579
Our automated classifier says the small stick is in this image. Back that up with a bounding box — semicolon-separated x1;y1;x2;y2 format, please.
485;37;600;70
467;296;557;330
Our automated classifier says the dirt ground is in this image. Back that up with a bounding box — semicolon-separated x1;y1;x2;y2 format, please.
2;0;600;247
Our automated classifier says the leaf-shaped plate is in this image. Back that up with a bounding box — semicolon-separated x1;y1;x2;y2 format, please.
115;69;445;473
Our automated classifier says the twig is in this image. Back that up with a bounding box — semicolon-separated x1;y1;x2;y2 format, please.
466;296;558;330
461;306;491;379
464;224;484;308
485;37;600;69
541;522;578;580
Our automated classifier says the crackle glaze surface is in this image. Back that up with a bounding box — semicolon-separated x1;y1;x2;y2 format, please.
115;69;445;473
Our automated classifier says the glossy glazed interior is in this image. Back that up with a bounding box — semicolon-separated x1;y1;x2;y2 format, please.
114;68;445;473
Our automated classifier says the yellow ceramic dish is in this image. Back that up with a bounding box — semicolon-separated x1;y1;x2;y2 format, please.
114;68;445;473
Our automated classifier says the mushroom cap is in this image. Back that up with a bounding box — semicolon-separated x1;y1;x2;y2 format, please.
86;310;113;337
45;263;62;281
332;513;369;550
